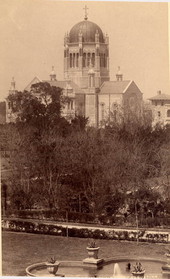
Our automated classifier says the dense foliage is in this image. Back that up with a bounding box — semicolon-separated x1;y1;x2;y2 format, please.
1;82;170;227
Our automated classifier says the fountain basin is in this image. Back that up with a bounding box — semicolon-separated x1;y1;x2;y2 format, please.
26;257;169;278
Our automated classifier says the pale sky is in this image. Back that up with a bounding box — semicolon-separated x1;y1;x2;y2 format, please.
0;0;169;101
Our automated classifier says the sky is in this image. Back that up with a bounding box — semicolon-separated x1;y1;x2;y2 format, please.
0;0;169;101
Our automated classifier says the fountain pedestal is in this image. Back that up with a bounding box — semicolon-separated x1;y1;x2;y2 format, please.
162;254;170;273
83;257;103;265
131;270;145;278
46;261;60;275
83;247;103;266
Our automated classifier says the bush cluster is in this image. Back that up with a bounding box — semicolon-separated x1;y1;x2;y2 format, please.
2;219;169;243
5;209;96;224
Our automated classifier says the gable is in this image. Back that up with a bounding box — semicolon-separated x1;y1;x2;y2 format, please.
24;77;42;91
123;81;143;113
124;81;142;96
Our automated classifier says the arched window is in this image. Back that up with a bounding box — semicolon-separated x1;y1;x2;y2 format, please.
70;53;72;68
167;110;170;117
83;53;86;67
76;53;79;67
104;54;106;67
87;53;91;67
112;102;118;110
100;53;104;67
92;53;95;67
100;53;102;67
73;53;75;68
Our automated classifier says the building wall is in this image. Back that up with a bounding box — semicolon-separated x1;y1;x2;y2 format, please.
123;81;143;118
75;94;85;117
85;94;96;126
0;102;6;124
97;81;143;126
150;100;170;126
98;93;123;125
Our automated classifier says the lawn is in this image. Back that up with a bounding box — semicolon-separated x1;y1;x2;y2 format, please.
2;231;169;276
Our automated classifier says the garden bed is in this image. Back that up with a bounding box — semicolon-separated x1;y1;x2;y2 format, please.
2;218;170;243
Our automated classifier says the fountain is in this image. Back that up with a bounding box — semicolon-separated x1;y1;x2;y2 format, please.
131;262;145;278
26;246;170;278
113;263;122;278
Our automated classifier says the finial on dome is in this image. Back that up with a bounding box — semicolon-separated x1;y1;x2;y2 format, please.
83;5;89;20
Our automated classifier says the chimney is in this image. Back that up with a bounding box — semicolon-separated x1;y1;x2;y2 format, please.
157;90;161;95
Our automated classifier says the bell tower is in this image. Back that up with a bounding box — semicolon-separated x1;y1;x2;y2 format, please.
64;7;110;89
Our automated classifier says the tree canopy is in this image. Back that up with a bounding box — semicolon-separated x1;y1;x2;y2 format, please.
1;82;170;226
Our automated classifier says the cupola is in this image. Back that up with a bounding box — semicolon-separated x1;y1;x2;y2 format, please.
116;66;123;81
10;77;16;91
50;66;56;81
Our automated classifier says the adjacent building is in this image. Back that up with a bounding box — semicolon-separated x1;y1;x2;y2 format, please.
148;91;170;126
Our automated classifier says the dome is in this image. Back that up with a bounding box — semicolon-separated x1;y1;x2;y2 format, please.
69;20;104;43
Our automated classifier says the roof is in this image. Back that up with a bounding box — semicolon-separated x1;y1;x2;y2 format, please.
24;78;85;95
69;20;104;43
148;94;170;101
43;80;85;94
24;77;42;91
100;80;131;94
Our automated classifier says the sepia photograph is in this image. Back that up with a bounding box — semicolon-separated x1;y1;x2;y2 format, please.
0;0;170;277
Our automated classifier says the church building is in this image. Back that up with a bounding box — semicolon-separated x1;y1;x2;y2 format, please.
6;8;143;127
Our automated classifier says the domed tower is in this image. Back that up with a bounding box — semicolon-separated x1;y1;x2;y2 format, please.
64;8;110;89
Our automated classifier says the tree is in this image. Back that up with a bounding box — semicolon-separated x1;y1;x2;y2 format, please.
5;83;72;210
71;115;89;132
66;128;129;215
7;82;70;135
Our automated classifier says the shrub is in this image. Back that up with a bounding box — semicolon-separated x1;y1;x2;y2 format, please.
2;218;169;244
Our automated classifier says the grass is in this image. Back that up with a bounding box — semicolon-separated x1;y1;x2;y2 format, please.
2;231;170;276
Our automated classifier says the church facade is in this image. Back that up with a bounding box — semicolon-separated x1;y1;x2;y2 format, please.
6;11;143;127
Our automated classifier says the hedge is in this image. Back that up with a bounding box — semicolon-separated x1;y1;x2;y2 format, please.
4;209;97;224
2;219;169;243
4;209;170;228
